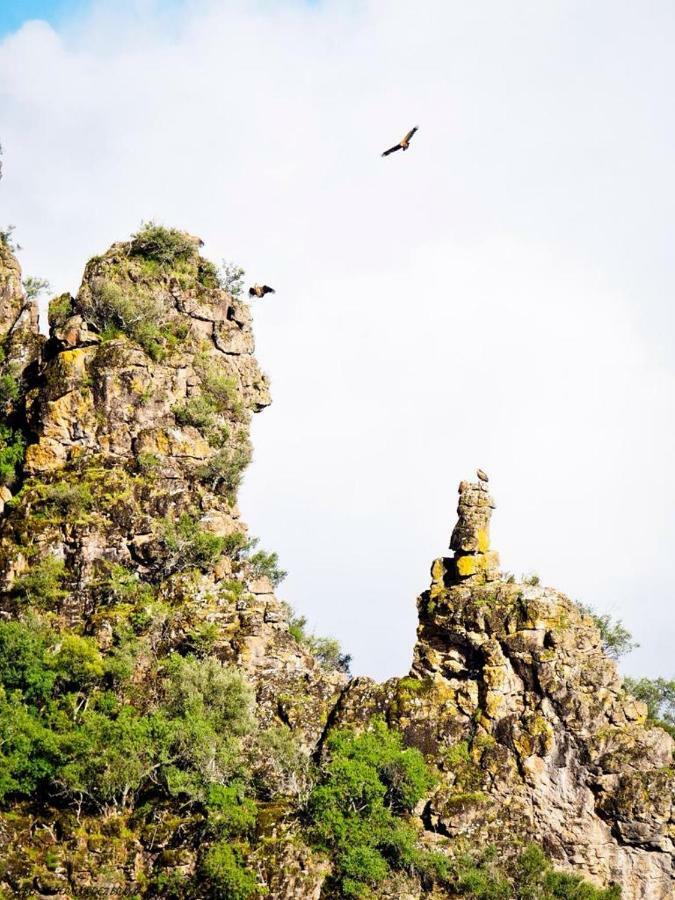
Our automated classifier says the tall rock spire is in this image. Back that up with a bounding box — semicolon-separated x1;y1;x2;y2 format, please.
448;476;499;582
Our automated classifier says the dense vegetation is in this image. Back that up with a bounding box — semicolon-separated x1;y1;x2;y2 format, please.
0;624;619;900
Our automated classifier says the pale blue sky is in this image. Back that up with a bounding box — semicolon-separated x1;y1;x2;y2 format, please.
0;0;317;37
0;1;86;35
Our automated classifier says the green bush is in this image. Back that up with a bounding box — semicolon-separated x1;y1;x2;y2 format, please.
30;480;95;522
0;633;254;811
81;277;187;361
0;373;20;409
159;513;228;575
0;224;19;252
196;439;252;500
58;704;165;809
222;531;253;558
0;687;62;801
197;257;221;290
308;718;436;897
0;620;55;705
130;222;197;267
95;562;155;607
160;655;253;797
164;655;252;737
12;557;67;609
48;293;74;329
201;840;259;900
196;358;242;419
173;394;218;430
49;635;105;691
423;844;620;899
173;358;244;438
206;783;258;836
0;423;25;485
59;654;252;809
305;635;351;674
183;621;220;657
0;610;261;814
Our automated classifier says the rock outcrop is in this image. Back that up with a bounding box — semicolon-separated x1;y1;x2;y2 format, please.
332;476;675;898
0;229;672;899
0;232;343;897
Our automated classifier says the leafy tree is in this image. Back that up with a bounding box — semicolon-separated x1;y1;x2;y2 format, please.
0;372;20;410
95;561;155;607
205;783;257;836
577;604;638;660
219;261;246;298
22;276;51;301
287;608;351;673
200;840;259;900
624;676;675;737
0;620;55;705
305;635;352;674
247;548;286;587
49;634;105;692
307;718;436;897
0;687;62;801
58;704;167;810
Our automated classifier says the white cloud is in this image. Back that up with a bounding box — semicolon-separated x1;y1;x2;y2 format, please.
1;0;674;679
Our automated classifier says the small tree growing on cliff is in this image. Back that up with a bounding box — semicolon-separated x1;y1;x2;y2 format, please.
219;261;245;297
22;276;51;301
624;676;675;737
577;603;639;660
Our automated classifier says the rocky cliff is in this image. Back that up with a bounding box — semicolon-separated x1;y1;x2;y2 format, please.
0;229;672;899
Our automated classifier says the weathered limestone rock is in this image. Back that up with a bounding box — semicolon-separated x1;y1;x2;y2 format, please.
447;477;500;582
336;477;674;899
0;240;43;378
0;241;26;338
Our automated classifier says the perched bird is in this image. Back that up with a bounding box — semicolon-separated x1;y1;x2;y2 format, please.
248;284;275;299
476;468;489;483
381;126;418;157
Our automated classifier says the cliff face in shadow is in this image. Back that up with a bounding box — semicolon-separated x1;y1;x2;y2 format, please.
0;230;672;899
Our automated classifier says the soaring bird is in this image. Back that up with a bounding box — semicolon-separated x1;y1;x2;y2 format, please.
476;468;489;483
381;126;418;157
248;284;275;299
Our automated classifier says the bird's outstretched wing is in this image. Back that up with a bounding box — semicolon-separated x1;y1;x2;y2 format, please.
261;285;275;295
403;126;418;144
381;144;402;157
